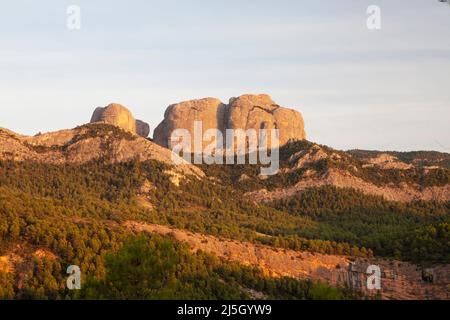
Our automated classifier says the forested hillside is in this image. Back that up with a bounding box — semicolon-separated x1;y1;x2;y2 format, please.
0;154;448;299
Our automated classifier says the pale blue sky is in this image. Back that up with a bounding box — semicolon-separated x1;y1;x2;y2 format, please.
1;0;449;152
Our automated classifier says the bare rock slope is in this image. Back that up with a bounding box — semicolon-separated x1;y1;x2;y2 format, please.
240;142;450;202
125;221;450;300
246;168;450;203
0;124;203;178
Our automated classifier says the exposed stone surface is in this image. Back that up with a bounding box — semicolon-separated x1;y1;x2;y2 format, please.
0;124;204;179
2;122;448;202
286;145;329;171
153;94;306;150
90;103;150;138
363;153;413;170
236;143;450;202
135;119;150;138
125;221;450;300
154;98;226;149
244;168;450;203
227;94;306;149
91;104;136;133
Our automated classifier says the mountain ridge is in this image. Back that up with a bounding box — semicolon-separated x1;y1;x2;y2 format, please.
0;98;449;300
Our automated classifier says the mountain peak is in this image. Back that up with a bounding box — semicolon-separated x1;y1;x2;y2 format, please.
90;103;150;138
153;93;306;149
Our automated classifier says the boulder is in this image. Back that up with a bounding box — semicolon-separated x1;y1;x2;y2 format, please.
90;103;150;138
136;120;150;138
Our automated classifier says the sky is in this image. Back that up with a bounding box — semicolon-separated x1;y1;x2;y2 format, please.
1;0;449;152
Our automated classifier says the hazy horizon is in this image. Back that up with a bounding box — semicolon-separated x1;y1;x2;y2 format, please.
1;0;449;153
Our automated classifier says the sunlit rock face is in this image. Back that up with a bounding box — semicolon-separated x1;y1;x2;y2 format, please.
153;94;306;150
90;103;150;138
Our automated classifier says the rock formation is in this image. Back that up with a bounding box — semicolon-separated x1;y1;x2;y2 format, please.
153;94;306;150
90;103;150;138
227;94;306;148
135;119;150;138
0;124;203;178
126;221;450;300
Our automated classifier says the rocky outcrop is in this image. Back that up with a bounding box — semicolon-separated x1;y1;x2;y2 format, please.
363;154;413;170
125;221;450;300
227;94;306;149
154;98;226;148
244;168;450;203
234;142;450;203
135;119;150;138
90;103;150;138
153;94;306;150
0;124;203;178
